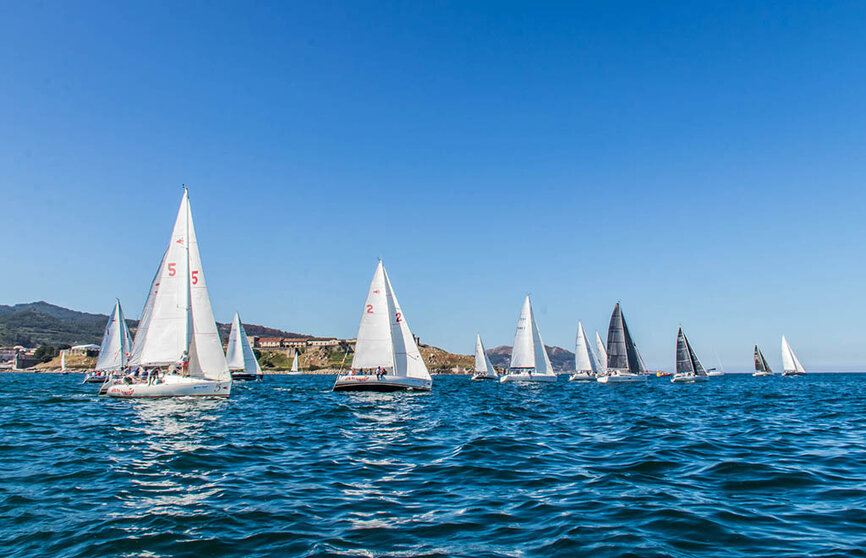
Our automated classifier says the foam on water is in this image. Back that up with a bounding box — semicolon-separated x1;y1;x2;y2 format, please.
1;373;866;557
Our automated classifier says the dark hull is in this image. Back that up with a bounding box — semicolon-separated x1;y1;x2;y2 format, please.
333;383;424;392
231;373;263;381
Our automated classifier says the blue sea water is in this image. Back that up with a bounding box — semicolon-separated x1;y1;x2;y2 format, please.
1;373;866;557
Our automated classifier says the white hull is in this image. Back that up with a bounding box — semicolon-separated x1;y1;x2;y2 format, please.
597;372;646;384
671;373;709;383
106;375;232;398
752;371;774;377
707;371;725;377
333;374;431;392
499;373;557;383
782;371;806;376
471;373;498;381
568;373;596;382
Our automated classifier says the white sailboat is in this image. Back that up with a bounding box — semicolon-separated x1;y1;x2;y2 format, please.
86;299;132;384
471;334;498;380
597;303;646;383
333;261;432;392
707;349;726;377
569;321;598;381
106;188;232;398
781;335;806;376
61;352;68;374
286;349;301;374
595;331;608;371
753;345;774;377
226;312;263;381
500;295;557;383
671;327;709;383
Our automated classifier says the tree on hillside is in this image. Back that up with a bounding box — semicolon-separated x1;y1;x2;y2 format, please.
34;345;57;362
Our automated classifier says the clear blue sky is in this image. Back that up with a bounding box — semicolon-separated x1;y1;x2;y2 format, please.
2;2;865;371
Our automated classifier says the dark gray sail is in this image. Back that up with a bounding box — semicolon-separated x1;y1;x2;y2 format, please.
606;303;643;373
684;330;707;376
606;303;628;370
676;328;694;374
754;345;772;373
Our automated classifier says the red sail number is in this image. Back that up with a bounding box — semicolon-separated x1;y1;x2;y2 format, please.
168;263;176;277
191;270;199;285
396;312;402;322
366;304;374;314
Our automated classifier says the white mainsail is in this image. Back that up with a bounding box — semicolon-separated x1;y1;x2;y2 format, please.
781;335;805;373
509;295;555;376
510;296;536;369
291;350;299;372
596;331;608;371
129;189;230;381
351;261;431;380
95;299;132;371
574;322;598;374
474;334;497;376
226;313;262;374
61;352;66;372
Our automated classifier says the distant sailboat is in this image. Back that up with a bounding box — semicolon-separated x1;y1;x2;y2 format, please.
569;321;598;382
289;350;300;374
671;327;709;383
471;334;498;380
226;312;263;381
333;261;432;392
61;352;68;374
86;299;132;384
781;336;806;376
105;188;232;398
753;345;774;377
707;349;726;377
597;303;646;383
595;331;608;370
500;295;557;383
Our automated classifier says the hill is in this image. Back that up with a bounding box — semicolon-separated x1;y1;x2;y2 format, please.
0;301;312;347
487;345;575;372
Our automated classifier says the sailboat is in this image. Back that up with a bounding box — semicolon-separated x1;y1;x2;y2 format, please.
671;327;709;383
61;352;68;374
333;261;432;392
781;335;806;376
226;312;263;381
287;349;301;374
86;299;132;384
752;345;774;377
471;334;498;380
595;331;608;371
597;303;646;383
105;188;232;398
500;295;557;383
569;322;598;381
707;349;726;377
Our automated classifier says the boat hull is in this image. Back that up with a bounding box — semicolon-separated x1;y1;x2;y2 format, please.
83;374;110;384
752;371;774;377
671;373;709;383
782;371;806;376
333;375;432;392
499;373;557;383
707;371;725;377
568;373;596;382
231;372;263;381
106;376;232;398
597;373;646;384
471;374;498;381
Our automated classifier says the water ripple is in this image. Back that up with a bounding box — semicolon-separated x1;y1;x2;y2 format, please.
1;373;866;557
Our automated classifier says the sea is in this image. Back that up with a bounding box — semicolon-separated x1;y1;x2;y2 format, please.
1;373;865;557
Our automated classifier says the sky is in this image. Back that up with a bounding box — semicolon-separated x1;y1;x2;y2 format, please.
1;1;865;371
